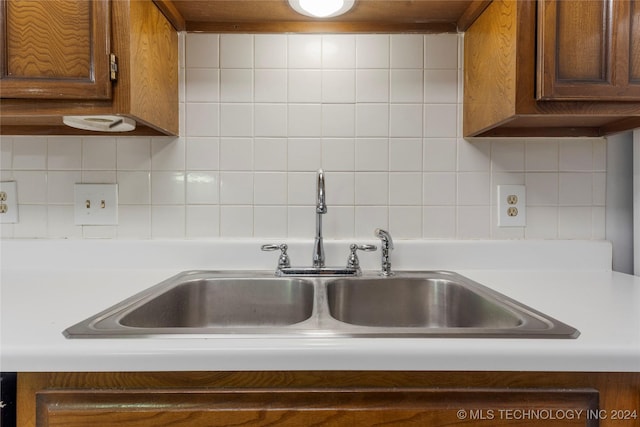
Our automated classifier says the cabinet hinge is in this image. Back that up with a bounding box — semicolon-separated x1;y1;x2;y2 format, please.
109;54;118;81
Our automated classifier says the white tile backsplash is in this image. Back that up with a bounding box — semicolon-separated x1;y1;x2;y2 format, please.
253;172;287;205
0;33;608;240
220;34;254;69
356;70;389;102
389;104;423;137
355;104;389;137
219;172;253;204
186;171;219;204
425;34;458;69
423;206;456;238
322;138;355;171
254;138;287;170
389;173;422;205
354;172;389;205
390;35;424;69
390;69;423;103
288;35;321;69
322;70;355;103
356;35;389;68
255;104;288;137
254;69;287;103
220;69;253;102
83;138;116;170
185;103;219;136
423;172;456;205
118;171;151;205
185;34;219;68
0;138;12;170
288;70;322;102
220;138;252;170
186;68;219;102
322;35;356;69
390;139;422;171
185;137;219;170
48;138;81;170
288;138;321;171
12;138;46;170
322;104;355;137
254;34;287;68
220;206;252;237
220;104;253;137
47;171;80;204
186;205;219;238
151;172;185;205
424;69;458;103
389;206;422;237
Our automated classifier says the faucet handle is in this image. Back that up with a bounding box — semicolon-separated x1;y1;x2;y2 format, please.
346;243;377;270
261;244;291;269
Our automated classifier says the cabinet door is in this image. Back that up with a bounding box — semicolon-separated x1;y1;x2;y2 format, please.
35;388;599;427
0;0;112;100
537;0;640;100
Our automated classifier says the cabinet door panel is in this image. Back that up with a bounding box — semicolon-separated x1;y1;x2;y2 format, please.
36;388;598;427
631;0;640;83
0;0;111;100
537;0;640;100
555;0;608;82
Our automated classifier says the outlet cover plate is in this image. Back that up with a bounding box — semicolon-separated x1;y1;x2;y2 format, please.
497;185;526;227
74;184;118;225
0;181;19;223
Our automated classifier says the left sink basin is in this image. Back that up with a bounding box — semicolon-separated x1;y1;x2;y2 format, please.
64;271;315;338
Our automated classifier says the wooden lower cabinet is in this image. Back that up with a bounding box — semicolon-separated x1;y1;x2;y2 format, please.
18;371;640;427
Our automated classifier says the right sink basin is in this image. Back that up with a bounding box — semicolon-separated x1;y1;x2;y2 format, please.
326;277;522;328
325;271;579;338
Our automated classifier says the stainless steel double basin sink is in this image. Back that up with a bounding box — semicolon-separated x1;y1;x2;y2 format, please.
64;271;579;339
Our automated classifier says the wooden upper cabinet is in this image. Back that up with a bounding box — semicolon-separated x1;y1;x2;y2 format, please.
0;0;179;136
464;0;640;137
631;0;640;85
537;0;640;100
0;0;112;100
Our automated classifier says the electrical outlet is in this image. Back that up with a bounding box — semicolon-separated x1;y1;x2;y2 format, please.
74;184;118;225
497;185;526;227
0;181;19;223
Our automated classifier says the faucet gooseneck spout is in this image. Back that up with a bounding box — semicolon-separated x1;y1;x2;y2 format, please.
262;169;379;276
313;169;327;268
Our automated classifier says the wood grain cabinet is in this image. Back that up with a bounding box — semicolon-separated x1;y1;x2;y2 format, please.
17;371;640;427
0;0;112;100
537;0;640;101
464;0;640;137
0;0;178;136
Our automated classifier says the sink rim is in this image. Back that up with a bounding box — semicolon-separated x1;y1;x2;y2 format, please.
63;270;580;339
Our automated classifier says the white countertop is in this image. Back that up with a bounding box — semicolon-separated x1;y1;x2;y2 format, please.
1;239;639;373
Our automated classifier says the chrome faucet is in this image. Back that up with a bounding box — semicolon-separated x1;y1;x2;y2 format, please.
375;228;394;276
312;169;327;268
262;170;378;277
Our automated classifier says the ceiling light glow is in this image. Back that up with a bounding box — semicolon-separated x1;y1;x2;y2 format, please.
289;0;355;18
299;0;343;17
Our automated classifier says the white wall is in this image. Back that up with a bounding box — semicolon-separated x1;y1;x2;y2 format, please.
635;129;640;275
0;33;607;240
606;131;634;274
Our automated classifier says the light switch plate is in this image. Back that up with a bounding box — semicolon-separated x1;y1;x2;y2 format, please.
74;184;118;225
497;185;526;227
0;181;19;223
